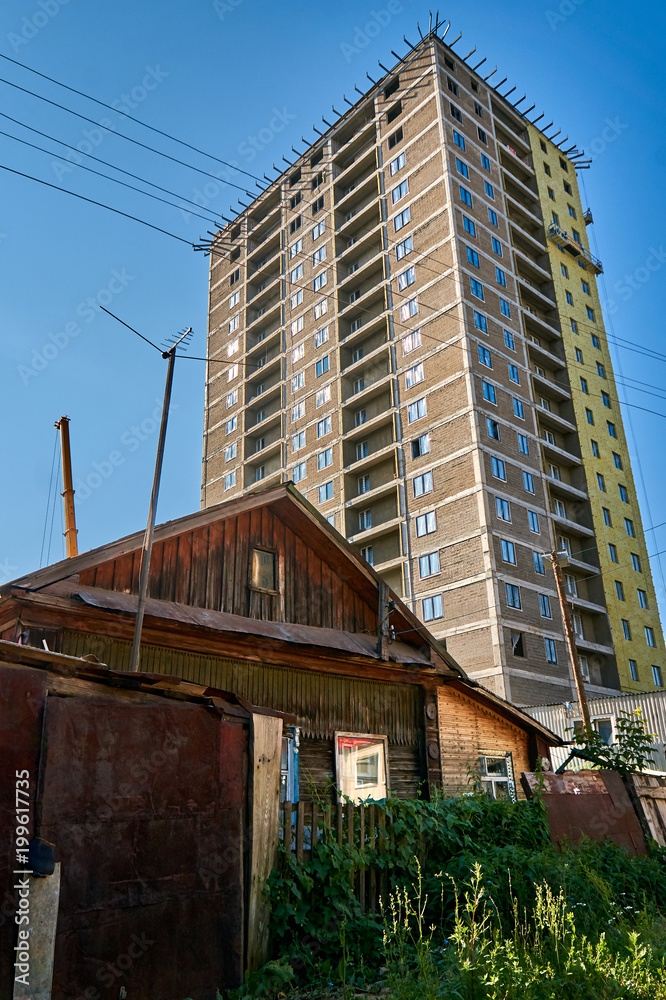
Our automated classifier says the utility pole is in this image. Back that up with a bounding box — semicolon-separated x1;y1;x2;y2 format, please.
376;581;391;661
55;415;78;557
548;550;592;730
129;330;191;672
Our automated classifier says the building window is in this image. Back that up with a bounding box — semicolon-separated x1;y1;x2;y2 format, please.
487;418;501;441
500;298;511;318
585;409;594;425
358;509;372;531
405;363;424;389
312;195;325;215
413;470;434;497
313;245;327;266
523;471;534;493
463;215;476;236
518;434;529;455
411;433;430;458
653;665;663;687
591;440;600;458
513;398;524;419
478;127;487;144
539;594;552;619
488;209;498;227
602;391;611;408
316;385;331;407
314;326;329;349
224;471;236;491
226;416;237;434
289;216;302;235
646;627;656;648
607;421;617;438
496;267;507;287
586;306;595;321
313;271;327;292
394;207;411;231
318;481;334;504
467;246;480;267
317;416;332;438
361;545;373;566
459;185;473;207
396;236;413;260
528;511;540;533
358;474;370;495
478;344;492;367
229;290;240;308
484;181;495;200
638;588;648;609
622;619;632;641
455;158;469;179
597;472;606;492
356;440;368;460
293;461;306;483
609;543;619;563
628;659;639;681
504;330;515;350
226;389;238;408
482;380;496;404
398;266;416;291
473;311;488;333
408;397;427;423
545;638;557;663
495;497;511;522
510;631;524;656
602;507;612;526
392;179;409;203
452;129;465;150
615;580;625;601
481;153;491;171
508;364;520;384
334;733;388;804
500;539;516;564
291;372;305;393
592;334;601;349
314;299;327;319
315;356;330;378
423;594;444;622
580;377;589;394
491;455;506;480
312;220;326;240
318;448;333;470
419;551;440;578
506;583;521;609
416;511;437;536
450;103;463;123
388;126;403;149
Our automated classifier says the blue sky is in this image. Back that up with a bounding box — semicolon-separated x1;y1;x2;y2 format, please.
1;0;665;621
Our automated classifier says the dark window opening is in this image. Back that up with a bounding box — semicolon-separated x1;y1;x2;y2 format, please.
289;168;301;187
387;101;402;124
384;76;400;100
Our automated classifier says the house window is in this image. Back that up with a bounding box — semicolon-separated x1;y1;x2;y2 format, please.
224;471;236;490
453;129;465;149
406;363;424;389
408;397;427;423
508;364;520;384
460;185;473;207
390;151;406;174
398;266;416;291
467;246;480;267
358;509;372;531
416;511;437;536
619;484;629;503
482;380;496;404
250;548;278;592
539;594;552;618
471;278;484;300
455;158;469;178
615;580;625;601
545;638;557;663
474;311;488;333
504;330;515;350
523;471;534;493
397;236;413;260
478;344;492;367
528;511;540;533
518;433;529;455
478;755;516;802
334;733;388;804
392;179;409;203
609;543;619;563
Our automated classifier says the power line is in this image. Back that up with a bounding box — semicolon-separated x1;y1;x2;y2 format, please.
0;52;267;187
0;73;259;197
0;110;233;224
0;127;229;227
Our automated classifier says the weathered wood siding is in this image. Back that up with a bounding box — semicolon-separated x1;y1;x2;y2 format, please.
59;631;422;744
78;508;377;632
438;685;531;799
298;738;424;803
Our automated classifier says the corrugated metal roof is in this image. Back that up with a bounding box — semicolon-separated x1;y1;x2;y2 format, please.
525;690;666;772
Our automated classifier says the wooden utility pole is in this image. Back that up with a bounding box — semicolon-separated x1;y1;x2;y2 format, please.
548;550;592;730
129;329;191;672
376;581;391;661
55;416;78;557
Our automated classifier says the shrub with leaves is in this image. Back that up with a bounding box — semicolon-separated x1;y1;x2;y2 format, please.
570;709;657;776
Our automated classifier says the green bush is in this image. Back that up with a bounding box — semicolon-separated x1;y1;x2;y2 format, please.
266;792;666;996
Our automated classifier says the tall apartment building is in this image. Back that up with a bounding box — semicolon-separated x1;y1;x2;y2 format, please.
202;29;665;706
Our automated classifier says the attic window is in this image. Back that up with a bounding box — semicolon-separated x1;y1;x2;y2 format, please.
250;547;278;593
384;76;400;100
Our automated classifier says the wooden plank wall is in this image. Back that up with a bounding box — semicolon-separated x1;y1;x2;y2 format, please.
58;631;422;745
77;510;378;632
438;685;531;798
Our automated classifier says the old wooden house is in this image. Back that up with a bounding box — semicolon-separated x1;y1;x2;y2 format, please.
0;484;559;805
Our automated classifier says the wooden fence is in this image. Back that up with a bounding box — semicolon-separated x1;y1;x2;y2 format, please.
279;800;391;912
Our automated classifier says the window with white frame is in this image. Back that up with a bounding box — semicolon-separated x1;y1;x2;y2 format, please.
334;733;388;804
405;363;424;389
316;384;331;407
423;594;443;622
416;511;437;536
402;330;422;355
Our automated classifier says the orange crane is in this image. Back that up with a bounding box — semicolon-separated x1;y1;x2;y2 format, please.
55;416;78;557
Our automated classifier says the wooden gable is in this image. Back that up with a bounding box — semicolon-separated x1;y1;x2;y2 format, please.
60;492;379;634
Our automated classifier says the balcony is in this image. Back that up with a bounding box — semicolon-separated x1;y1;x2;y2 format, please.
547;224;603;274
336;195;380;237
517;275;557;312
513;245;552;283
346;477;398;508
532;368;571;402
347;514;402;545
509;216;547;253
567;592;608;617
537;406;577;435
345;438;399;475
550;510;594;537
333;140;377;184
498;141;534;177
337;243;384;289
246;296;282;332
333;114;376;158
522;306;562;341
545;474;588;502
342;406;395;443
540;437;581;469
527;336;566;370
505;191;544;230
336;217;384;265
